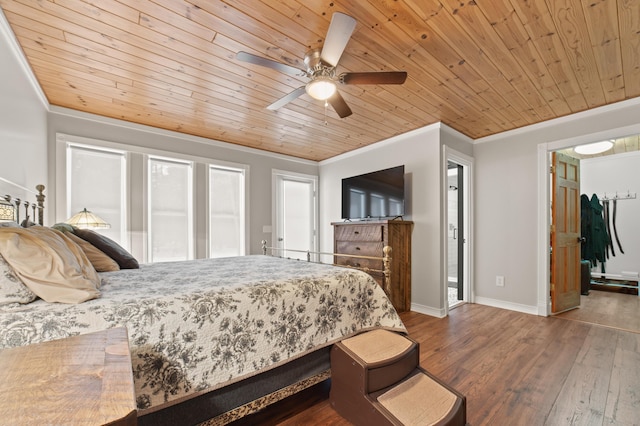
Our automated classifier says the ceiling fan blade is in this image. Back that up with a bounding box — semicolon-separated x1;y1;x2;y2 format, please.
327;91;352;118
340;71;408;85
320;13;357;67
266;86;306;110
236;51;303;76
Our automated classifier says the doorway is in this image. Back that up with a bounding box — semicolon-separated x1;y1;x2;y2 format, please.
444;148;473;313
273;170;318;260
537;132;640;316
447;162;464;308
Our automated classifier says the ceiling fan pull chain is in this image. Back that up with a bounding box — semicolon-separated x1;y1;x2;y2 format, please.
324;101;329;125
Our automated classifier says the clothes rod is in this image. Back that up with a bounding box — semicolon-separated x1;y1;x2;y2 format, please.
598;191;636;201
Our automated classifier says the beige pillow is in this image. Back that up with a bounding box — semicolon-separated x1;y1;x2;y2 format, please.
0;226;100;304
64;231;120;272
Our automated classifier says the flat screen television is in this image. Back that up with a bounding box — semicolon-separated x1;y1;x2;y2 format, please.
341;165;405;220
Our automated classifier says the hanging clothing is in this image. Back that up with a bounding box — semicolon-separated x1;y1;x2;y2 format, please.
612;199;625;254
580;194;593;262
603;199;615;258
581;194;610;272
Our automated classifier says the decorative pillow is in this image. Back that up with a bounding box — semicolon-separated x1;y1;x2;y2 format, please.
64;231;120;272
0;226;100;304
0;254;37;305
51;222;76;233
73;228;139;269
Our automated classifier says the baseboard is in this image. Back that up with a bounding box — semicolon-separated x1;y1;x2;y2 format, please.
474;296;539;316
410;303;446;318
409;298;539;318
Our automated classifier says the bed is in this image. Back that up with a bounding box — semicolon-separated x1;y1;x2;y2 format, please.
0;183;406;425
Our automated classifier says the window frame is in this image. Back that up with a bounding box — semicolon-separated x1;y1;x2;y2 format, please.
146;154;195;262
56;133;250;263
207;163;248;258
60;140;129;248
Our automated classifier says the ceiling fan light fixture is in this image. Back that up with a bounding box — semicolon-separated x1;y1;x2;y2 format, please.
306;78;336;100
574;140;614;155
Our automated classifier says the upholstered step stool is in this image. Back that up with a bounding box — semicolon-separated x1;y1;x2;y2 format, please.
330;329;466;426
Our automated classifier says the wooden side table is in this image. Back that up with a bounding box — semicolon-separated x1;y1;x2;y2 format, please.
0;327;137;425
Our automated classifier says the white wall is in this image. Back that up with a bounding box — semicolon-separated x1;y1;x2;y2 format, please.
474;134;540;311
319;123;473;316
581;152;640;277
0;11;47;202
474;98;640;314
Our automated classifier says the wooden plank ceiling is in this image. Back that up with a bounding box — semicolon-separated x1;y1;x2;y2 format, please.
1;0;639;161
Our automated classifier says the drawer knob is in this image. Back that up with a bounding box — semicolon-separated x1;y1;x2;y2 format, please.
355;246;361;250
354;231;360;235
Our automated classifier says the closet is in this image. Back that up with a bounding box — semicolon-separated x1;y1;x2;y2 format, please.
578;149;639;295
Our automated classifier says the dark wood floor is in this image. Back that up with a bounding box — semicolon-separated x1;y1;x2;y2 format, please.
237;292;640;426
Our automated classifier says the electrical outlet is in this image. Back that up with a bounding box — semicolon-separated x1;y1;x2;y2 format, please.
496;276;505;287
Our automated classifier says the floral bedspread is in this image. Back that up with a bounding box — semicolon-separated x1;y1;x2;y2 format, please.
0;255;405;412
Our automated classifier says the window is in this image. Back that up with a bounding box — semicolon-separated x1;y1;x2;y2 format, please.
66;144;127;248
209;165;245;257
148;156;193;262
60;134;249;263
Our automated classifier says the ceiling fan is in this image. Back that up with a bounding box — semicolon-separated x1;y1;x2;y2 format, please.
236;12;408;118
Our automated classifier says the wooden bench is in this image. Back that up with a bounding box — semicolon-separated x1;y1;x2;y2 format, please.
330;329;466;426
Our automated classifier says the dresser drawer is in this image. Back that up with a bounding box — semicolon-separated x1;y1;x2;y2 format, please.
335;255;383;271
335;225;383;242
336;241;384;257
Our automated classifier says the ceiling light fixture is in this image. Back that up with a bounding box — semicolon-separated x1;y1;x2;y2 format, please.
574;140;614;155
305;77;336;101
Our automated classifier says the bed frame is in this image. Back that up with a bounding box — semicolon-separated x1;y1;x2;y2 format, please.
261;240;393;295
1;180;45;226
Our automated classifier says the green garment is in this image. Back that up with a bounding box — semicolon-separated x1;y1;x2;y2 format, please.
582;194;609;272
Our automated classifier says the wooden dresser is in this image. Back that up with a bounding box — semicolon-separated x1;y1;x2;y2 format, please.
333;220;413;312
0;327;137;425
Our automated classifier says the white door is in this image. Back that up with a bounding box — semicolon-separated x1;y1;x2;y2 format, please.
273;171;318;260
444;147;474;314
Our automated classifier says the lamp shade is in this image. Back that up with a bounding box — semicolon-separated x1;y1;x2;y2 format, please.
66;208;110;229
306;78;337;100
0;198;15;222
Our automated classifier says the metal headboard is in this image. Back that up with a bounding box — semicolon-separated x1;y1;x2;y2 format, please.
1;178;46;226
